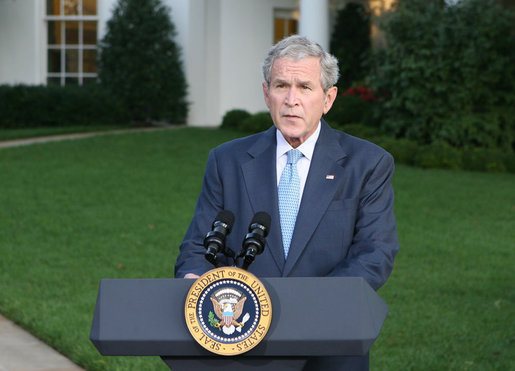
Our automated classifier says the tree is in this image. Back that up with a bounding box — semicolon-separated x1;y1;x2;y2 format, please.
329;2;371;89
98;0;188;124
368;0;515;150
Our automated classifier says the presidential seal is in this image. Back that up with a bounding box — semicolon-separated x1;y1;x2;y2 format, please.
184;267;272;356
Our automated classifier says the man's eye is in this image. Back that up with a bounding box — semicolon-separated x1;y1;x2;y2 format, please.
302;85;311;90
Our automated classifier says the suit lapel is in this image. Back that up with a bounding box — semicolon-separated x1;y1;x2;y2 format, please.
241;127;285;272
283;121;347;276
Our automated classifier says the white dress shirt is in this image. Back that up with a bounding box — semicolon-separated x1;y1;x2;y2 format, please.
276;122;321;204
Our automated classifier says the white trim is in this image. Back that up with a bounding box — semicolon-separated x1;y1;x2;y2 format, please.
45;15;99;21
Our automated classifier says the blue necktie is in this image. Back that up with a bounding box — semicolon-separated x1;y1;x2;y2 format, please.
278;149;303;258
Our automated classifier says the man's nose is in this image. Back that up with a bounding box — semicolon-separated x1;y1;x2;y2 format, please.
284;88;298;106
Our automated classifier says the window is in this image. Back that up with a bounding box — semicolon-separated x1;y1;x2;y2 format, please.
274;9;299;44
46;0;98;86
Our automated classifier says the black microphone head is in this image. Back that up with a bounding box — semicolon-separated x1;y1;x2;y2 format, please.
250;212;271;236
215;210;235;232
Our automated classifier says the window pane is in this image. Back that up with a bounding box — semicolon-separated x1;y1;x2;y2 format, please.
274;9;298;43
47;77;62;86
83;21;97;45
64;0;79;15
274;18;285;44
66;49;79;73
83;49;97;73
48;50;61;73
287;19;298;36
48;21;62;45
83;0;97;15
65;77;79;85
46;1;99;86
47;0;60;15
65;22;79;44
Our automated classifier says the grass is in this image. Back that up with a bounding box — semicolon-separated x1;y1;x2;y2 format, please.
0;128;513;370
375;166;514;370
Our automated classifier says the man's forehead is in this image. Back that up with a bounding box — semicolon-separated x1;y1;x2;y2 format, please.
270;56;321;80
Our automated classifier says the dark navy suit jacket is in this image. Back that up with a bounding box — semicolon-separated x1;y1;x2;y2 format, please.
175;120;398;290
174;120;399;370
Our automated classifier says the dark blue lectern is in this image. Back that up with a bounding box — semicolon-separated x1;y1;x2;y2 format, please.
90;277;387;370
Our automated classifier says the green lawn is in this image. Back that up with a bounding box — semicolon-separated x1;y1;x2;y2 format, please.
0;128;513;370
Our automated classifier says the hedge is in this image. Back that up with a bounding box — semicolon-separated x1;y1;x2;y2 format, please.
220;109;515;173
220;109;252;130
0;84;127;128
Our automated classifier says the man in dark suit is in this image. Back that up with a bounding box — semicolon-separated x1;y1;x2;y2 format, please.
175;35;399;370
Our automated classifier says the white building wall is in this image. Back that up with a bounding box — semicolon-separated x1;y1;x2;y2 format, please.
165;0;296;127
218;0;277;124
208;0;297;127
0;0;306;127
97;0;115;41
0;0;44;85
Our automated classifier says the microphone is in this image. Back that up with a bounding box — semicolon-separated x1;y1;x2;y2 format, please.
239;212;271;270
204;210;235;267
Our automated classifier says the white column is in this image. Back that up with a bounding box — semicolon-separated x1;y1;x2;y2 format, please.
299;0;329;51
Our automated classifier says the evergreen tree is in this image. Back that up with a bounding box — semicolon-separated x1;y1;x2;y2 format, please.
330;3;371;89
98;0;188;124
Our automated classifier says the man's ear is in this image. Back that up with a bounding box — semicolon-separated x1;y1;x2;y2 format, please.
323;86;338;114
262;82;271;109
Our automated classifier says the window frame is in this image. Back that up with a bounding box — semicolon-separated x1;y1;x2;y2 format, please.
45;0;98;86
273;8;299;44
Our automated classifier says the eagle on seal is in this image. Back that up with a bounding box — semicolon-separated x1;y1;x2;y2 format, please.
210;296;247;335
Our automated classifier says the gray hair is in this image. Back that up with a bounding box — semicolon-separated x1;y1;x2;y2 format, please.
262;35;339;92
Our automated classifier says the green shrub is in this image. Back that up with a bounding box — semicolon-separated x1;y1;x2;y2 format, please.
461;147;511;173
374;137;419;166
324;92;376;129
368;0;515;150
220;109;251;130
339;123;383;139
338;124;514;173
0;84;126;128
98;0;188;124
503;152;515;173
415;142;463;170
239;112;274;133
438;110;515;150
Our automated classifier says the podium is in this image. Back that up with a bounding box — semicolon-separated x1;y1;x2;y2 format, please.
90;277;387;370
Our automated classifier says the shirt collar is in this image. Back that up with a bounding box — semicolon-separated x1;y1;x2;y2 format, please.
276;121;321;161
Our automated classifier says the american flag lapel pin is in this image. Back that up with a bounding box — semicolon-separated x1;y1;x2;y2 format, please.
326;175;335;180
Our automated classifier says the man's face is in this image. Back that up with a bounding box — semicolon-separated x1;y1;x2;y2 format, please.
263;56;337;148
